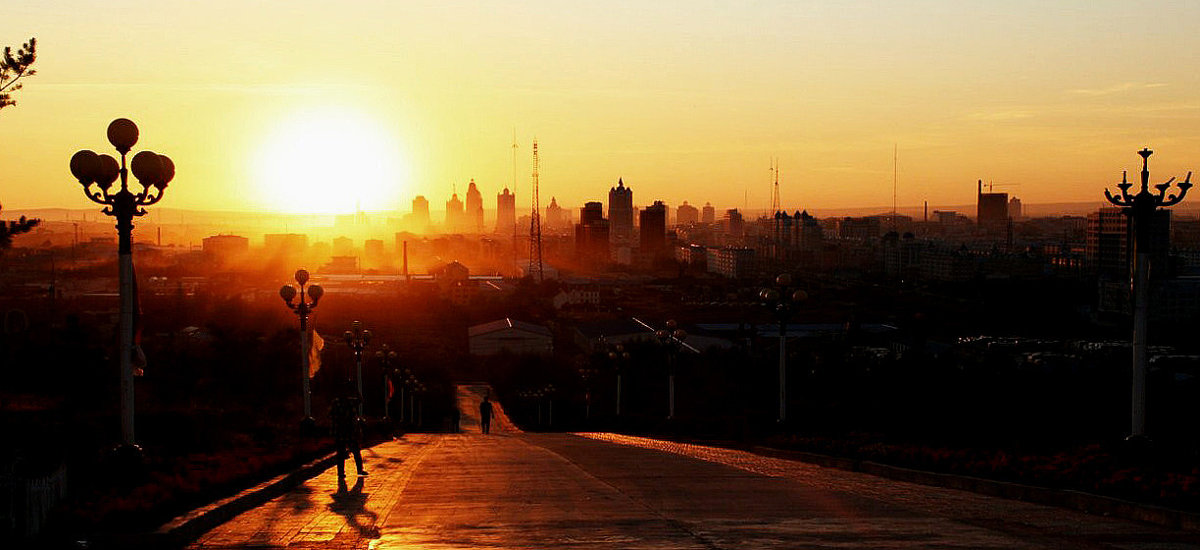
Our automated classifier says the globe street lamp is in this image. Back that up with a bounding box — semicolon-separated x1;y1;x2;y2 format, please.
577;359;600;421
343;321;372;416
607;343;631;416
70;118;175;455
656;320;688;420
375;344;398;422
280;269;324;429
1104;149;1193;441
760;273;808;423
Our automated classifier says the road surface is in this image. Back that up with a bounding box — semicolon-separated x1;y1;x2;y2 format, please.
189;391;1200;549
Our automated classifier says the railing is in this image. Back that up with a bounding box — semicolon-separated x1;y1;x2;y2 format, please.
0;463;68;538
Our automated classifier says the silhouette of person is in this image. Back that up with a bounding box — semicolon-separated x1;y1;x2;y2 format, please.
480;394;494;434
330;381;367;479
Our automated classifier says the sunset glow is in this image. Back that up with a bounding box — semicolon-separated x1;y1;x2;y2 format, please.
252;108;407;214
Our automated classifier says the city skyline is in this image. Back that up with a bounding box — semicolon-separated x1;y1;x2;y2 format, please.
6;2;1200;214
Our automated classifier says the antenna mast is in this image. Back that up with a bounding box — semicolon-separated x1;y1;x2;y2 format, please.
891;144;898;231
770;158;780;215
528;140;544;282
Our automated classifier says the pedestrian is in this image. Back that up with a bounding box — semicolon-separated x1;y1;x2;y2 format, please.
330;381;367;479
480;393;494;434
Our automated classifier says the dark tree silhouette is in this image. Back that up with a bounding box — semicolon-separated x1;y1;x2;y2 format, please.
1;37;37;111
0;203;38;249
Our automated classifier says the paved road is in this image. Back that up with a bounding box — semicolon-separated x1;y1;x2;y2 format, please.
189;430;1200;549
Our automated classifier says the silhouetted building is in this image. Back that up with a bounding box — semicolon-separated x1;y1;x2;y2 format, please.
702;202;716;224
496;187;516;235
608;178;633;243
446;193;464;232
676;201;699;226
546;197;567;232
639;201;668;256
411;195;430;230
263;233;308;257
838;217;881;241
724;209;744;237
1086;206;1170;278
202;234;248;257
468;318;553;357
977;180;1009;227
332;236;354;257
576;201;609;264
1008;197;1023;220
466;179;484;232
708;247;755;278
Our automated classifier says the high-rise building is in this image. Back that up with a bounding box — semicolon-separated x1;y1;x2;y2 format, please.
546;197;566;232
701;202;716;224
639;201;667;255
466;179;484;232
446;193;464;232
676;201;699;226
1009;197;1023;220
724;209;744;237
1086;207;1170;278
608;178;633;243
575;201;609;265
496;187;516;235
976;180;1009;227
411;196;430;229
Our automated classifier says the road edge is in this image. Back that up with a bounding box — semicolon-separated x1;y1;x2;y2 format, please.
749;445;1200;531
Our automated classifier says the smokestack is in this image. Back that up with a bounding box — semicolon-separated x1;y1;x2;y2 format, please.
924;201;928;223
403;240;409;281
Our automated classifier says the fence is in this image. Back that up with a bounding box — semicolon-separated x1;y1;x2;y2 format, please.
0;462;68;539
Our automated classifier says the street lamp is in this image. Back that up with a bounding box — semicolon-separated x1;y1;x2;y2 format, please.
656;320;688;420
280;269;324;429
577;359;600;421
760;273;808;423
1104;148;1193;441
343;321;372;416
70;118;175;455
375;344;398;422
607;343;631;416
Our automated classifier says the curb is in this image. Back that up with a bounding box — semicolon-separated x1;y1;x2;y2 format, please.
116;452;337;549
749;445;1200;531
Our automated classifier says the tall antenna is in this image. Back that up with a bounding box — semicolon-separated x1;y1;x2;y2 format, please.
770;158;780;215
528;139;544;282
891;144;898;231
511;128;519;193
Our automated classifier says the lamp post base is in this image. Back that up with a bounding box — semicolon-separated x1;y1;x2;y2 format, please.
106;443;145;482
300;416;317;436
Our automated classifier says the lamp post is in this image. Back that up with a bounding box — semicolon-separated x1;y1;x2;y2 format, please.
608;343;631;417
1104;148;1192;441
70;118;175;454
376;344;398;422
343;321;372;416
656;320;688;420
577;360;599;421
280;269;324;429
760;273;808;423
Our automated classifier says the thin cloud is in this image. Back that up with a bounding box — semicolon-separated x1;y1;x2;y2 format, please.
1069;82;1168;96
965;110;1035;121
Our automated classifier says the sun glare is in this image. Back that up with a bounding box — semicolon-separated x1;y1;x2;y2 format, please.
253;108;407;214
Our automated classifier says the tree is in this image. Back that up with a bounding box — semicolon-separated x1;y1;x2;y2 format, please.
1;37;37;111
0;203;38;249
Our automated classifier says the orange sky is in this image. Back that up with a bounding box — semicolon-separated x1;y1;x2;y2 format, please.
5;1;1200;215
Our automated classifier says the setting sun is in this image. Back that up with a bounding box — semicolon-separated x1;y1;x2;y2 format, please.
252;107;407;214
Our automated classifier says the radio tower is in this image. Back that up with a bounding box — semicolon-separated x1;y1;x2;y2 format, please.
770;157;781;215
770;158;782;261
528;139;544;282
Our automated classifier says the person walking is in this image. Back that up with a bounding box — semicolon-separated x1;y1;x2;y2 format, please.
330;381;367;479
479;394;494;434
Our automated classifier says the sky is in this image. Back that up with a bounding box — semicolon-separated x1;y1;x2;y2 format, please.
4;1;1200;215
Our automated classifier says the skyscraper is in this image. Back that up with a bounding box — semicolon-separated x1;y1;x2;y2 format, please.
411;195;430;229
676;201;699;226
702;202;716;224
608;178;633;243
576;201;609;265
639;201;667;255
496;187;516;235
546;197;565;232
446;193;464;232
976;180;1009;227
466;179;484;233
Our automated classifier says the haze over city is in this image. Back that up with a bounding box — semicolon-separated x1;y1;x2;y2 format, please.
6;1;1200;216
6;2;1200;549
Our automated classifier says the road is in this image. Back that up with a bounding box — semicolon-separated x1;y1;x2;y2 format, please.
189;390;1200;549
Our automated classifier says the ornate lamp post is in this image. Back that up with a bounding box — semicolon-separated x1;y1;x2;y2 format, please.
376;344;398;422
1104;148;1192;441
760;273;808;423
343;321;372;416
655;320;688;420
70;118;174;454
608;343;631;417
280;269;324;429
